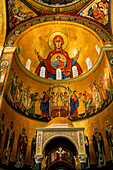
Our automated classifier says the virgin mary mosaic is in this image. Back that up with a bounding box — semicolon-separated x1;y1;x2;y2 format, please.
34;32;83;80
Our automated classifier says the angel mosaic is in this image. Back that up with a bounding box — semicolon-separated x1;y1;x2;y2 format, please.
4;66;112;121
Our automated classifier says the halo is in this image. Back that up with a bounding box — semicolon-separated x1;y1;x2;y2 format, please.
106;120;110;125
49;32;68;50
50;53;66;69
1;61;8;67
94;125;98;130
21;126;27;132
55;55;62;61
92;4;97;9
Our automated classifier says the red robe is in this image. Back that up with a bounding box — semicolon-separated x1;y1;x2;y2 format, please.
54;60;64;69
35;49;82;78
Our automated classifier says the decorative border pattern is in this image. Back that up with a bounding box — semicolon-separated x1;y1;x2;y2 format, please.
5;15;112;47
43;131;77;144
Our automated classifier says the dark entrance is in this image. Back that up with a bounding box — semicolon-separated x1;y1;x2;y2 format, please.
45;137;77;170
48;160;75;170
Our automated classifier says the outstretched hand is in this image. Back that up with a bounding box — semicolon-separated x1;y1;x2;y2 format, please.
34;49;43;62
74;47;82;61
34;49;39;56
77;47;82;56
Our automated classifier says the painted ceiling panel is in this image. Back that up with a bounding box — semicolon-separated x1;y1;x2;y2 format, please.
8;0;37;29
6;0;111;34
78;0;110;28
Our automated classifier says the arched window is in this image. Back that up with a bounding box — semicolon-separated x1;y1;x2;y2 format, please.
95;45;100;55
26;59;31;70
86;58;92;70
56;69;62;80
40;66;45;78
72;66;78;77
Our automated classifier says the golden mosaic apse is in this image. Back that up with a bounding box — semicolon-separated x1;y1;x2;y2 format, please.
14;21;103;75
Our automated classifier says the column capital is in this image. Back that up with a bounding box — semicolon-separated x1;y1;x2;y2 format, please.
78;153;87;163
4;47;16;53
35;155;43;164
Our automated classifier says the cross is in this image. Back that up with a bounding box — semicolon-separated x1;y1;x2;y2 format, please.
56;147;65;158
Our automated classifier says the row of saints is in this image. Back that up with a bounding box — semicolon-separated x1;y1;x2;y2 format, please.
0;113;113;169
4;67;111;119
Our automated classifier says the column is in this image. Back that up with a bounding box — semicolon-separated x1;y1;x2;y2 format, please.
35;156;43;170
77;130;87;169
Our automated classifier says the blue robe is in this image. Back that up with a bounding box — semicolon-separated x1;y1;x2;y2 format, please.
70;94;79;116
40;95;49;116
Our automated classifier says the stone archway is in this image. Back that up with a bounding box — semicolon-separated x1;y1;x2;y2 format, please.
42;135;81;170
43;134;79;155
35;118;86;170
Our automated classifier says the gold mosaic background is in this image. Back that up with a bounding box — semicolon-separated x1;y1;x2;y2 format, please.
0;40;113;164
14;21;103;74
1;96;113;164
3;49;111;116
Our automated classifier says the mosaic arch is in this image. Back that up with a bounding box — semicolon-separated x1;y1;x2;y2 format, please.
5;15;113;47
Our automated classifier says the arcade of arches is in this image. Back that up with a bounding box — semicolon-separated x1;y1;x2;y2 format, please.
0;0;113;169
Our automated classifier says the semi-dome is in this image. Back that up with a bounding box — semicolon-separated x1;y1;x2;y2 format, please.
14;20;103;81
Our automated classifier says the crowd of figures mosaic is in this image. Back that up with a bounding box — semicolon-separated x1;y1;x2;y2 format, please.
3;66;113;122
